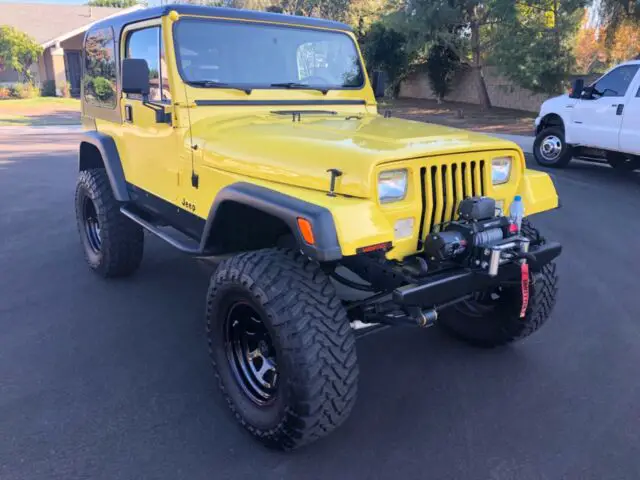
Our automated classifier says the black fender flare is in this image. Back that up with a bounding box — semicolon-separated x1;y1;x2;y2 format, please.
79;131;129;202
200;183;342;262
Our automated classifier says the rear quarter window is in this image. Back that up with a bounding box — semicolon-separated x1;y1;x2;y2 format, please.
84;27;117;109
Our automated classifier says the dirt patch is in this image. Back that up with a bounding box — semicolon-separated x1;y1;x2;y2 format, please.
385;99;536;135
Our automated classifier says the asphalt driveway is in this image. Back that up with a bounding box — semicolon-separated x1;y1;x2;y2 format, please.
2;130;640;479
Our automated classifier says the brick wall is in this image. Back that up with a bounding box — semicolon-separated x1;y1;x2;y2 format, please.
399;65;553;112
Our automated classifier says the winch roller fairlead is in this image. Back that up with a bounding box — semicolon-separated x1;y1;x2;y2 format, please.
342;196;562;329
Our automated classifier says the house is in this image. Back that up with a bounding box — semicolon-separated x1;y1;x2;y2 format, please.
0;3;142;96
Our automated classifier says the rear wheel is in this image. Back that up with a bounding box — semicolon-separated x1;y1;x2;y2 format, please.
606;151;640;172
534;127;572;168
438;220;559;347
206;249;358;450
75;169;144;277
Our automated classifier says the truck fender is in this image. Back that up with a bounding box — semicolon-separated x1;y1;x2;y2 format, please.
200;183;342;262
79;131;129;202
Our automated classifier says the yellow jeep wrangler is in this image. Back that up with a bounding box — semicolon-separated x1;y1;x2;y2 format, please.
76;5;562;450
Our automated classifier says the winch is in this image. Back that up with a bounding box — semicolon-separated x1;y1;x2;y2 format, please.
423;196;523;274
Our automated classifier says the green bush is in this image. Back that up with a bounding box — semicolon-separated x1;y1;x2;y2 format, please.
425;43;459;102
10;82;39;99
40;80;56;97
92;76;113;101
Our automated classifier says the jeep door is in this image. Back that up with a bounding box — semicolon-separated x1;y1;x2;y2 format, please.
120;23;182;204
618;66;640;155
570;64;640;150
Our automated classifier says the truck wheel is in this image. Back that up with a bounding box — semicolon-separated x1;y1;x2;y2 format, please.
206;249;358;450
606;152;640;172
439;220;558;348
533;127;572;168
75;169;144;277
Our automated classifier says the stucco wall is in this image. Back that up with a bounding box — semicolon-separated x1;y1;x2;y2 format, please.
61;34;83;51
399;65;551;112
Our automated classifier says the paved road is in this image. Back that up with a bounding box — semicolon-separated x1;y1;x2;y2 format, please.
2;131;640;480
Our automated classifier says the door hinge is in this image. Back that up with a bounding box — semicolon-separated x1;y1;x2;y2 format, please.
191;173;199;188
174;101;197;109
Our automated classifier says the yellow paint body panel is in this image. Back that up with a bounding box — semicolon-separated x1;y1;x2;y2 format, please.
87;12;559;261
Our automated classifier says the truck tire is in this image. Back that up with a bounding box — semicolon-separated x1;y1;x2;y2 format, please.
439;219;558;348
606;151;640;172
533;127;572;168
75;169;144;277
206;248;358;450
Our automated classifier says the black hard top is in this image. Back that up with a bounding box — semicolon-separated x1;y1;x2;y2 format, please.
90;5;352;34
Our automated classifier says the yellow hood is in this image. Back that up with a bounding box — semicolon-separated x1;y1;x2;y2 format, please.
193;113;518;198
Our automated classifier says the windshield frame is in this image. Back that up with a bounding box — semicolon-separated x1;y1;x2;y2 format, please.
172;17;366;92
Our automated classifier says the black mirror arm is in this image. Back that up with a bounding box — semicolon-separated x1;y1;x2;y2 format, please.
140;95;171;124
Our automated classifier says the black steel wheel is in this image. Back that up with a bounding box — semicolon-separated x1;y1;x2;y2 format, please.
438;219;559;347
82;195;102;254
207;249;358;450
75;169;144;277
224;300;279;405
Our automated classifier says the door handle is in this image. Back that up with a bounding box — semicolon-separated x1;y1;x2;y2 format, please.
124;104;133;122
616;104;624;116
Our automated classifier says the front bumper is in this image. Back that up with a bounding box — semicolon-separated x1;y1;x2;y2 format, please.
392;241;562;308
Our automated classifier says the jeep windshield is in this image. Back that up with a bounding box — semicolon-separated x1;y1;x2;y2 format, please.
174;19;365;92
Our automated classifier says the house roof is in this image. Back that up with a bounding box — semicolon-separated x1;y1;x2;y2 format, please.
0;3;141;47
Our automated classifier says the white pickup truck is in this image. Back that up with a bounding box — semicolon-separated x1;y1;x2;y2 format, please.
534;60;640;171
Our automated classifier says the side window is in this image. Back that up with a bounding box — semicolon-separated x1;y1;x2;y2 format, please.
125;27;170;102
84;27;117;109
591;65;640;98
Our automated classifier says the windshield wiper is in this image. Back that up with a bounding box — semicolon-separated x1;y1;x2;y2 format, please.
189;80;251;94
270;82;329;95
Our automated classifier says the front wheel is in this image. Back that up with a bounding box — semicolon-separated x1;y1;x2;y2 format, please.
206;249;358;450
533;127;573;168
438;220;559;347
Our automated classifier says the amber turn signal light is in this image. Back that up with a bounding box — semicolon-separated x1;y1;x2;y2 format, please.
297;218;315;245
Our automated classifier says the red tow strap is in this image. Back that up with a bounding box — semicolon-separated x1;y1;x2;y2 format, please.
520;263;530;318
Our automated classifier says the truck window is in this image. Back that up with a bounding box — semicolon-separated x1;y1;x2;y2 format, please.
125;27;170;102
84;27;117;109
174;19;364;89
591;65;640;98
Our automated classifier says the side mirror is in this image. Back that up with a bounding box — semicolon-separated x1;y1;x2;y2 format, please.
122;58;150;96
581;85;595;100
371;70;387;99
569;78;584;99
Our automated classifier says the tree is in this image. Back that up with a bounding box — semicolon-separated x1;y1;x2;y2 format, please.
360;22;413;96
277;0;351;21
425;43;459;102
574;11;607;73
609;20;640;63
386;0;516;109
490;0;587;95
0;26;42;83
87;0;140;6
